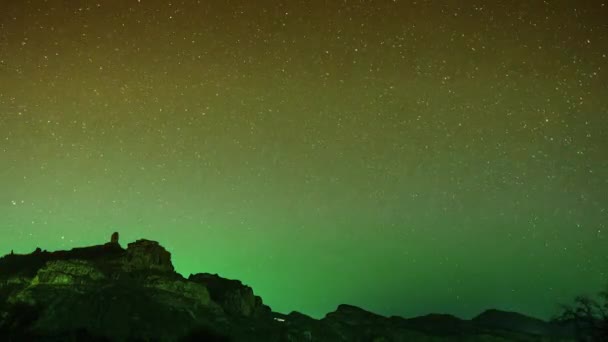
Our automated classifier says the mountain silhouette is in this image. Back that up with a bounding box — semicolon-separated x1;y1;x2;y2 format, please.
0;233;577;341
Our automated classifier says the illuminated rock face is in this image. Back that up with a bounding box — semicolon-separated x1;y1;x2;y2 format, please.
32;260;105;285
0;238;219;341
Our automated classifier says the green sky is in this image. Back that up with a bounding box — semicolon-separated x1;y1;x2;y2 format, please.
1;0;607;319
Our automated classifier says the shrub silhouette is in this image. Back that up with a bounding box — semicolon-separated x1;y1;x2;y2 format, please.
556;284;608;341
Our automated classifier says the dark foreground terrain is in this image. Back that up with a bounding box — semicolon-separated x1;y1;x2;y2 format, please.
0;234;578;341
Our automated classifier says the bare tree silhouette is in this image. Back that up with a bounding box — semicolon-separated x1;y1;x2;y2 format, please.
556;285;608;341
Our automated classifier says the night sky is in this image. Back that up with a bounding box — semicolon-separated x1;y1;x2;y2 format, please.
1;0;607;320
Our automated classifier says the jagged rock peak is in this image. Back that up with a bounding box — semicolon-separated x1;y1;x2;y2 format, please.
110;232;119;244
124;239;174;272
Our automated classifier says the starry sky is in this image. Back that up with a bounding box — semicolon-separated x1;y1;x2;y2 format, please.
1;0;607;320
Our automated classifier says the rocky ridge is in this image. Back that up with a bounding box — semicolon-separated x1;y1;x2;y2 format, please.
0;234;577;341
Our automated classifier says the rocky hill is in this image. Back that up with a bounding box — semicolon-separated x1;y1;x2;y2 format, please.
0;234;577;341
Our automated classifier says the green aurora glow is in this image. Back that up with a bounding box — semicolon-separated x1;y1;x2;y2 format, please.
1;0;607;320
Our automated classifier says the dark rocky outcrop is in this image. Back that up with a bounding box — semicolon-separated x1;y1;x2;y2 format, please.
395;313;476;336
123;239;174;273
0;236;579;341
472;309;575;338
189;273;271;318
110;232;119;245
324;304;387;326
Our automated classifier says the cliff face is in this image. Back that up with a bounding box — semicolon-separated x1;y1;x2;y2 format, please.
189;273;271;318
0;235;225;341
123;239;174;273
0;235;576;341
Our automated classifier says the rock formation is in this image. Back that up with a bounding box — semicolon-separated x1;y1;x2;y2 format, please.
189;273;271;318
0;237;580;341
123;239;174;273
31;260;105;285
110;232;119;244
